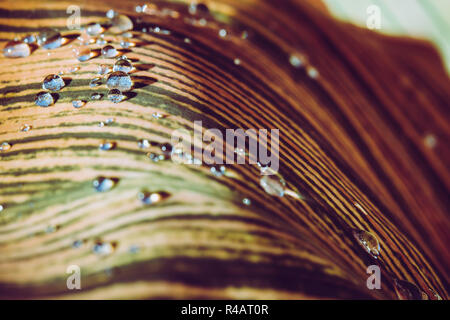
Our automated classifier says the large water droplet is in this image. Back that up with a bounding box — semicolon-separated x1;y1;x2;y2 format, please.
109;14;133;34
3;40;30;58
352;229;381;258
93;176;118;192
37;28;63;49
394;279;425;300
42;74;65;91
113;58;133;73
108;89;124;103
101;45;118;58
260;173;285;197
35;92;54;107
106;71;132;91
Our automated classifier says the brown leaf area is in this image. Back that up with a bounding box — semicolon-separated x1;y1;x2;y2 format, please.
0;0;448;299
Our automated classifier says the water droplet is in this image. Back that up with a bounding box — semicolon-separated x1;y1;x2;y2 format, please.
352;229;380;258
3;40;30;58
72;100;85;108
86;22;103;36
160;143;172;157
260;173;285;197
152;112;164;119
113;58;133;73
109;14;133;34
42;74;65;91
105;118;115;124
211;165;226;177
138;139;151;149
72;240;83;248
120;40;133;48
93;240;116;256
219;29;227;38
289;54;304;68
106;9;117;19
101;45;118;58
307;66;319;79
242;198;251;205
189;2;209;15
73;46;92;62
121;32;133;38
424;134;437;149
394;279;425;300
37;28;63;49
106;71;132;91
20;124;32;132
184;38;191;44
138;190;169;205
98;64;111;75
108;88;125;103
93;176;118;192
241;30;249;39
0;204;3;212
90;77;102;87
99;140;116;151
35;91;54;107
234;58;241;65
0;142;11;152
90;93;102;100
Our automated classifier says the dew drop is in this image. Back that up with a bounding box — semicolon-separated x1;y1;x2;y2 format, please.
90;77;102;87
0;204;3;212
99;140;116;151
211;165;226;177
394;279;425;300
113;58;133;73
242;198;251;206
152;112;164;119
289;54;304;68
72;240;83;248
260;173;285;197
189;2;209;15
106;71;132;91
424;134;437;149
93;240;116;256
35;91;54;107
90;92;102;100
138;139;151;149
109;14;134;34
106;9;117;19
37;28;63;49
219;29;227;38
352;229;381;259
86;22;103;36
73;46;93;62
234;58;241;65
72;100;85;108
101;45;118;58
307;66;319;79
138;190;169;205
160;143;173;157
93;176;118;192
108;88;125;103
0;142;11;152
3;40;30;58
20;124;32;132
42;74;65;91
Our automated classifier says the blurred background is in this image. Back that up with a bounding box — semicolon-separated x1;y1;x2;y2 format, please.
324;0;450;71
